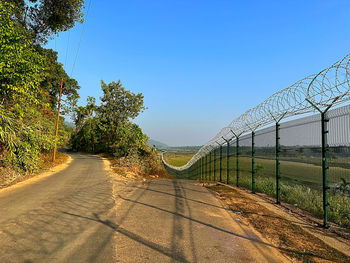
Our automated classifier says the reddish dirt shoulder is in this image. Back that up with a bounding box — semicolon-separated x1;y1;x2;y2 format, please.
207;184;350;263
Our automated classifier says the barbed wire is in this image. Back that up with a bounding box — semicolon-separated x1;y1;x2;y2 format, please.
163;53;350;171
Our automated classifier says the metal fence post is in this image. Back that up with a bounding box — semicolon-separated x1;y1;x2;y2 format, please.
206;154;209;181
209;150;212;181
226;141;230;184
236;137;240;187
219;145;223;182
204;155;207;181
269;112;287;204
201;157;204;181
214;148;216;181
207;153;209;181
252;131;255;193
321;112;329;227
276;122;281;204
197;160;199;180
202;157;204;181
305;97;340;228
197;159;202;181
230;130;241;187
199;160;201;179
202;157;205;181
198;160;200;179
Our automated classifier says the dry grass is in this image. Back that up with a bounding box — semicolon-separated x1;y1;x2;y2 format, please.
101;153;172;181
208;185;350;263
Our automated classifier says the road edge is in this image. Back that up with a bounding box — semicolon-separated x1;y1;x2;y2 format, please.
0;154;73;195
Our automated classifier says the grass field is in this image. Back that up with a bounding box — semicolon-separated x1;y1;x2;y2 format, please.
206;155;350;188
163;151;195;167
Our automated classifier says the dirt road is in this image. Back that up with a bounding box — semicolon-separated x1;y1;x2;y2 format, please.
0;153;288;262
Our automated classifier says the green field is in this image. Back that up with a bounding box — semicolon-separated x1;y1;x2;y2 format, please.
163;151;195;167
165;151;350;228
204;155;350;188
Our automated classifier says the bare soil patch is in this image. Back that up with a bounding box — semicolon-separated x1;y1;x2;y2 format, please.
207;184;350;263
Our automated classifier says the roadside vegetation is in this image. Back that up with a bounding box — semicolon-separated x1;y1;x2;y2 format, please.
221;156;350;229
70;81;168;179
0;1;166;187
237;173;350;229
0;1;84;187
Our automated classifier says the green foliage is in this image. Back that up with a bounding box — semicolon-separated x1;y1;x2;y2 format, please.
110;122;148;157
100;80;146;126
0;1;80;175
29;0;84;43
0;104;70;173
3;0;85;43
0;1;44;104
35;46;80;112
70;81;165;177
72;81;148;157
338;178;350;195
255;163;264;176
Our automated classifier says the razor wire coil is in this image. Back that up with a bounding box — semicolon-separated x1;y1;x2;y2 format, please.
163;53;350;171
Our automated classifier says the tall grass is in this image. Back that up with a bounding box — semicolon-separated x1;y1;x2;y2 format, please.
237;173;350;228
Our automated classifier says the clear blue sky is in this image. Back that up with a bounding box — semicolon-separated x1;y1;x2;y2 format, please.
47;0;350;146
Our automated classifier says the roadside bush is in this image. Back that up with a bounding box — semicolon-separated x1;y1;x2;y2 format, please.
0;104;71;173
70;81;166;178
111;122;148;157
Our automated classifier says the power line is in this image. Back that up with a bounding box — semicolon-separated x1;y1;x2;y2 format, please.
64;30;71;67
71;0;93;77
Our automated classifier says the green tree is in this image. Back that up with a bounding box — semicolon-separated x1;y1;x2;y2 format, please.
35;46;80;112
0;2;79;174
3;0;85;43
111;122;148;157
99;80;145;125
0;1;44;105
73;96;96;131
99;80;146;151
72;81;148;156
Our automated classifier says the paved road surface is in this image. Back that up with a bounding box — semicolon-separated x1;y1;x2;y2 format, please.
0;153;288;262
0;154;116;263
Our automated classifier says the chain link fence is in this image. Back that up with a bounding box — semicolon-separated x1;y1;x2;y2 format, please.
162;53;350;229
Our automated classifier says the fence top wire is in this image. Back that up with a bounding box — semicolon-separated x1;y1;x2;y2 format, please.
163;53;350;171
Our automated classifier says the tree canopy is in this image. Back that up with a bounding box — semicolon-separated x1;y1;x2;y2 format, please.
0;1;43;105
72;81;148;156
3;0;85;43
100;80;145;125
0;1;80;173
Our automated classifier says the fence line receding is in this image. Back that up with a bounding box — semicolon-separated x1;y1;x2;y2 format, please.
162;53;350;229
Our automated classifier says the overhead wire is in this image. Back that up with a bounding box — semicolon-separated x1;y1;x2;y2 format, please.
64;30;71;67
70;0;93;77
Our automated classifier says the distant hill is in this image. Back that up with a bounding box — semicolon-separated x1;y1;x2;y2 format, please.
148;139;169;149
